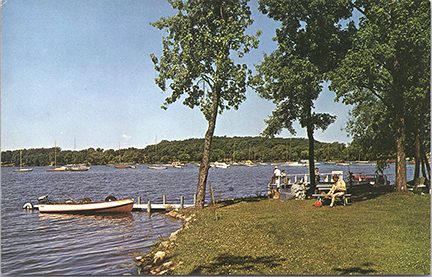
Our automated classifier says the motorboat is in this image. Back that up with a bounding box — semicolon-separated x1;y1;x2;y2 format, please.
27;196;134;213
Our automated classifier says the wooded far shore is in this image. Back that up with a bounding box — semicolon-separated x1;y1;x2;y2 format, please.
1;136;400;167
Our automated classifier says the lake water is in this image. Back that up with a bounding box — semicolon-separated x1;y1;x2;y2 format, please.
1;162;410;275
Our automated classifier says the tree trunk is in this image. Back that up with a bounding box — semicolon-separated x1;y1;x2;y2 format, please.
307;123;316;196
414;130;421;180
420;143;431;181
195;87;220;210
395;117;407;192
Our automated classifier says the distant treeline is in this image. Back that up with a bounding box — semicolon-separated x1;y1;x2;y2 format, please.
1;136;382;167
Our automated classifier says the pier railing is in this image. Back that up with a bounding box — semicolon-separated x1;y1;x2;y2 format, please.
134;194;196;212
275;171;344;184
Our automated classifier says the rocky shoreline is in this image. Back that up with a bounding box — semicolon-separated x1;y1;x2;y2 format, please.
132;210;196;275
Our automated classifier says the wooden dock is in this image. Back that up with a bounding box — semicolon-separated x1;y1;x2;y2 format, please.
132;203;194;212
133;195;195;212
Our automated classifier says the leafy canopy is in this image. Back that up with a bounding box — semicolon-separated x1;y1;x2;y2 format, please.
150;0;261;121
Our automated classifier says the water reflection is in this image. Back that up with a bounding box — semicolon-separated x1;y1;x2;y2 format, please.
38;212;134;222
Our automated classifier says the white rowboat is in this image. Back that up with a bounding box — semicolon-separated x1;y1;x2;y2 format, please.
36;198;134;213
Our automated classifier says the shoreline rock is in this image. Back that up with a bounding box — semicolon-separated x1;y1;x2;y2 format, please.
132;210;196;275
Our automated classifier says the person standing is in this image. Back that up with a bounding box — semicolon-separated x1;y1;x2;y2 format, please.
271;166;282;188
315;167;320;183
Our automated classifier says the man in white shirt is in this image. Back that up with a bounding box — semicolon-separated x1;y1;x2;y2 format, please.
272;166;282;188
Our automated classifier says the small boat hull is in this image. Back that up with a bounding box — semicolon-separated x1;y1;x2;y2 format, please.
46;167;69;172
147;165;167;170
38;198;134;213
13;168;33;172
115;165;137;169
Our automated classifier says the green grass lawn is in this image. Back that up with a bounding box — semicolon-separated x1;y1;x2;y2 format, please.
167;190;430;275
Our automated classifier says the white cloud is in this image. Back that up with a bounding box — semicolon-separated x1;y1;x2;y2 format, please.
122;134;132;141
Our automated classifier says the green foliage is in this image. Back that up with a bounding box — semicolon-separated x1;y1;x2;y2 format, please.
150;0;261;120
253;0;354;138
327;0;431;189
170;192;430;275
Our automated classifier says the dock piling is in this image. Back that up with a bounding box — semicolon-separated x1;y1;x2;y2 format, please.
147;200;151;213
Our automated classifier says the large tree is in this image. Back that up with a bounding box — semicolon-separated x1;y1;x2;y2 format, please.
150;0;260;209
253;51;336;193
254;0;353;193
329;0;431;191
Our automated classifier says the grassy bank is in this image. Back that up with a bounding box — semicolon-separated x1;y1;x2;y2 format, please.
166;189;430;275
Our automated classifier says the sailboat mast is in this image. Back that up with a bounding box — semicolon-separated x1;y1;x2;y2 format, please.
19;143;22;169
118;142;121;164
155;134;158;162
54;140;57;168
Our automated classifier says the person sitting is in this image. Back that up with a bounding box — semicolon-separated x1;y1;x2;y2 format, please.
281;170;288;184
325;174;346;207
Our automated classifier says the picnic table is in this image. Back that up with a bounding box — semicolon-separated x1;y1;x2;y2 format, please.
312;183;351;206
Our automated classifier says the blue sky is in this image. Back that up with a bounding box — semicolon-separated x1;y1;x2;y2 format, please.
1;0;353;151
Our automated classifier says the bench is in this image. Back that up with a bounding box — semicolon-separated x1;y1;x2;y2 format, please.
312;183;351;206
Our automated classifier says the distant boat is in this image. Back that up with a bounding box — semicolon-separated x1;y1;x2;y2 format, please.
115;165;137;169
13;144;33;172
286;162;304;166
147;165;167;170
114;142;137;169
336;162;351;166
67;164;90;171
171;161;187;168
245;160;258;167
46;166;69;172
33;195;134;213
47;141;68;172
210;162;231;168
14;168;33;172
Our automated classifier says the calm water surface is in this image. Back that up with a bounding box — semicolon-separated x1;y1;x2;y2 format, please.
1;163;408;275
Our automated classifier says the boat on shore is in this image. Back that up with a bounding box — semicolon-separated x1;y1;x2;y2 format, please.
26;196;134;213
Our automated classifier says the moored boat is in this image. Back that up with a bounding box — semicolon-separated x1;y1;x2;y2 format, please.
33;196;134;213
67;164;90;171
171;161;187;168
147;165;167;170
46;166;69;172
14;168;33;172
114;165;137;169
210;162;231;168
13;145;33;172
